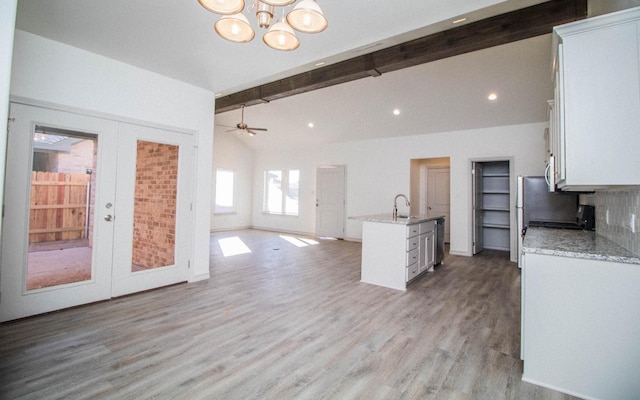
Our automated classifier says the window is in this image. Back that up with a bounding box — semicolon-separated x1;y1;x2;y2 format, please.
214;168;235;214
264;169;299;215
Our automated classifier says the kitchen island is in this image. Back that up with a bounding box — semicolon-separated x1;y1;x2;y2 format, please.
351;214;445;291
521;227;640;400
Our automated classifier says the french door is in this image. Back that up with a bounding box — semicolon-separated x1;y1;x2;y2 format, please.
0;103;193;322
111;123;193;297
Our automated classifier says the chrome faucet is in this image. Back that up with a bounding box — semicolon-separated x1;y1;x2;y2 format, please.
393;194;410;219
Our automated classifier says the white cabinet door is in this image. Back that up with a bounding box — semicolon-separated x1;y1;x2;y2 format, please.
522;252;640;399
425;230;435;269
418;233;427;272
554;11;640;188
418;221;435;272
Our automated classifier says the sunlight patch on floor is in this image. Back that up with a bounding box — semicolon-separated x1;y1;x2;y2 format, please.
218;236;252;257
280;235;319;247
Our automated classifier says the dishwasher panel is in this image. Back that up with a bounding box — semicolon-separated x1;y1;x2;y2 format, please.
435;218;445;265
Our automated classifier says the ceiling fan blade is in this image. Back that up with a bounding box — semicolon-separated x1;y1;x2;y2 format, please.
247;127;267;131
216;124;237;129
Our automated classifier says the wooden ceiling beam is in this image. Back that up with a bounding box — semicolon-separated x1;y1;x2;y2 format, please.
214;0;587;114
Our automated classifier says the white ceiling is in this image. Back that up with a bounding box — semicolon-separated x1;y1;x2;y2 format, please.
15;0;555;150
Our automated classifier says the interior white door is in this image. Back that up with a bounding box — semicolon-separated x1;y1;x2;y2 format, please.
315;165;346;238
0;103;118;322
426;167;450;242
110;123;193;297
472;162;484;254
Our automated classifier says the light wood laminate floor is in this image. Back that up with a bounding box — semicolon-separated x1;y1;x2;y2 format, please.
0;229;578;399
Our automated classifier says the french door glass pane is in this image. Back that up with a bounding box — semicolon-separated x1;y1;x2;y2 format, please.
27;129;96;290
131;140;178;272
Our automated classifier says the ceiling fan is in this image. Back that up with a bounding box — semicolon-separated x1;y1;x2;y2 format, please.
218;105;267;136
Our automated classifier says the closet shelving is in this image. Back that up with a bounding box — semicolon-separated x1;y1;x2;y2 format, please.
479;161;510;251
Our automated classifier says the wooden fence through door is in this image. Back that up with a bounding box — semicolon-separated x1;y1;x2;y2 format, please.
29;172;91;243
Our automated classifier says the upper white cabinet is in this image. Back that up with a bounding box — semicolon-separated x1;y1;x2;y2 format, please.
551;7;640;190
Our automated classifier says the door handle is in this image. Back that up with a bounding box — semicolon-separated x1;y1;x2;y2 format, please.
104;215;114;222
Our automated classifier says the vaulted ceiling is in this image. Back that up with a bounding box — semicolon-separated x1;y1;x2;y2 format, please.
15;0;590;151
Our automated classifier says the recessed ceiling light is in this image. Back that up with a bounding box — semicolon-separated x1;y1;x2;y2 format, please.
453;17;467;24
488;93;498;101
393;109;400;115
308;122;314;128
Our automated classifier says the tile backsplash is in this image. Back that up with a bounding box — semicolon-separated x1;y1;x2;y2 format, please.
594;189;640;256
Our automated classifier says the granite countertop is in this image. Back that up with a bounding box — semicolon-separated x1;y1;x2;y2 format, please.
523;227;640;265
349;214;445;226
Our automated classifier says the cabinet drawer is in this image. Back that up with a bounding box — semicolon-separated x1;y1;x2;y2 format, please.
406;224;419;238
420;220;435;234
406;248;419;266
407;236;419;252
406;262;419;282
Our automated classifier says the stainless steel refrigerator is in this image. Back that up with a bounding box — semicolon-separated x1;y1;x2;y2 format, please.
516;176;579;267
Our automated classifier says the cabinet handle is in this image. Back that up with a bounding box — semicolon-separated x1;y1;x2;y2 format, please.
545;162;551;186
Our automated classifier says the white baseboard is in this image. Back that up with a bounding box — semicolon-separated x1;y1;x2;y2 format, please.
189;272;210;283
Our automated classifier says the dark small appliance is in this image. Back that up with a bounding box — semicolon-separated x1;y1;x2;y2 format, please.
578;205;596;231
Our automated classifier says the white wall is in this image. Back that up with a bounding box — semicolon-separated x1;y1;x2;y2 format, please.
588;0;640;16
10;30;215;282
211;131;254;231
0;0;17;253
252;122;547;257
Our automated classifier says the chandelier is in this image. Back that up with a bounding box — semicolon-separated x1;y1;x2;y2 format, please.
198;0;327;51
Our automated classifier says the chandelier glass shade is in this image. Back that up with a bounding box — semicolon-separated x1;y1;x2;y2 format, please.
198;0;244;15
261;0;296;6
199;0;326;51
214;13;255;43
263;20;300;50
286;0;327;33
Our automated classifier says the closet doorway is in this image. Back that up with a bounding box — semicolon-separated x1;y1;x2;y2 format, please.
472;160;512;255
